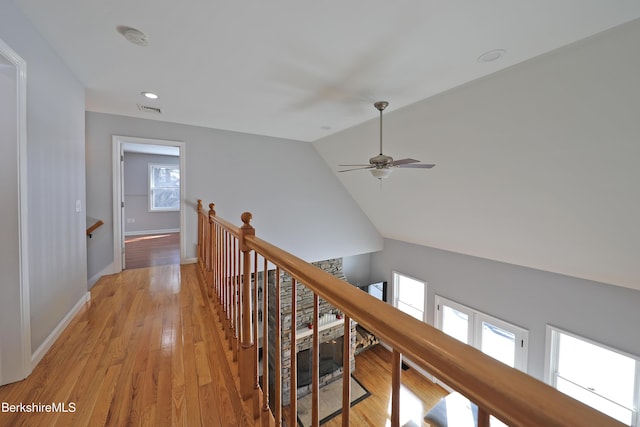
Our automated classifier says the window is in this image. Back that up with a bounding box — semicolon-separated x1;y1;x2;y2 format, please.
547;327;640;426
149;164;180;211
435;296;529;372
392;272;426;322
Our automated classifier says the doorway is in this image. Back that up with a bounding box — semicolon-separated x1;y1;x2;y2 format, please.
0;38;31;386
112;136;185;271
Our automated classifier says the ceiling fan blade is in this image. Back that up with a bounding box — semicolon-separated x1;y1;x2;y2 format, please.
338;166;375;172
338;164;372;167
390;158;420;166
396;163;436;169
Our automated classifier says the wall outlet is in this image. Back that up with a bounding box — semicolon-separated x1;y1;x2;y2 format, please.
127;218;135;223
75;200;81;212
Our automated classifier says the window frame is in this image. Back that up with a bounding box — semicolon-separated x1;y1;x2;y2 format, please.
545;325;640;427
435;295;529;372
148;163;180;212
392;271;427;323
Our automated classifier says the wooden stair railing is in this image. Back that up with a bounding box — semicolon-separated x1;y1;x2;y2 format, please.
196;200;626;427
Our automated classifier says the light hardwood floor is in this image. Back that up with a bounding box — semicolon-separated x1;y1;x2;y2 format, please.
0;264;253;427
125;232;180;270
0;264;447;426
287;345;447;427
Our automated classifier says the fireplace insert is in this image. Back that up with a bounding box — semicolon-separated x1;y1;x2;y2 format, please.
297;336;344;388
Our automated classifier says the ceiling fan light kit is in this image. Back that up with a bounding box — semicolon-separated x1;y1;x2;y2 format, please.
370;168;392;180
338;101;435;180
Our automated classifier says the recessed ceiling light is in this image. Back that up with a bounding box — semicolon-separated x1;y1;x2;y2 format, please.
141;92;159;99
117;26;149;46
477;49;506;63
320;125;332;130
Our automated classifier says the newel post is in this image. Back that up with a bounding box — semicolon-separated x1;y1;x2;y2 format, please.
239;211;256;400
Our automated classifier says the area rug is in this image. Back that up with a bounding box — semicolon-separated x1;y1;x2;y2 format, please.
297;376;370;427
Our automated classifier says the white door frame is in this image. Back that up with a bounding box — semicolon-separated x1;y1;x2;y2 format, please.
112;136;186;272
0;38;31;385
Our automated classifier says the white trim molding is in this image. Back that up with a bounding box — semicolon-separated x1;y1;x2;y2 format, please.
0;37;31;384
31;292;91;367
87;262;115;289
112;136;186;272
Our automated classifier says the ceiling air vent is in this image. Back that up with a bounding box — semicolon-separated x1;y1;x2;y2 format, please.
137;104;162;114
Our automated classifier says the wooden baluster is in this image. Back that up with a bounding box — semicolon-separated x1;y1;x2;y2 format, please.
252;251;260;419
478;407;490;427
253;251;259;389
342;315;351;427
214;223;221;308
262;256;270;425
239;212;256;400
311;293;319;427
229;233;234;351
225;232;233;350
207;203;215;295
232;236;238;359
274;267;282;426
290;277;297;426
217;227;222;314
226;231;232;346
196;199;202;269
391;349;402;427
218;224;223;308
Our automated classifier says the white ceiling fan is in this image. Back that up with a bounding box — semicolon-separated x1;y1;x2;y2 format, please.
338;101;435;179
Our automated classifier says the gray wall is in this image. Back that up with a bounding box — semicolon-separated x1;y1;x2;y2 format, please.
0;2;87;352
85;112;383;279
123;152;180;234
343;253;372;287
370;238;640;381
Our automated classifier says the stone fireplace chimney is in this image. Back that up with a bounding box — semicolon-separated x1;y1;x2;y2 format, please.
267;258;356;403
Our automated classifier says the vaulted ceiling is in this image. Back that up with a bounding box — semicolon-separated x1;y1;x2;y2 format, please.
15;1;640;290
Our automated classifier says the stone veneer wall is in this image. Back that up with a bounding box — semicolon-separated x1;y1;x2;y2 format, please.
267;258;357;403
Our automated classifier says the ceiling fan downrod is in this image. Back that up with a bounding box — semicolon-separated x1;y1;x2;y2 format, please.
374;101;388;156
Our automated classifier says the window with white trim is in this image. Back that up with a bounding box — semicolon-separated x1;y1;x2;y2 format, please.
149;163;180;211
547;326;639;426
392;271;426;322
435;295;529;372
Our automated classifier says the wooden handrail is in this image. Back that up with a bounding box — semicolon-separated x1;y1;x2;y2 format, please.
243;234;624;427
86;217;104;237
196;201;626;427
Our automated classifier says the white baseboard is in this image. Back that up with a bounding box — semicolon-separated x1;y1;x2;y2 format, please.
124;228;180;237
87;262;115;289
31;292;91;367
182;257;197;264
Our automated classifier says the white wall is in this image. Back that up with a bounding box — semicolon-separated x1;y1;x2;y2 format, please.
370;239;640;381
85;112;382;279
0;2;87;353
